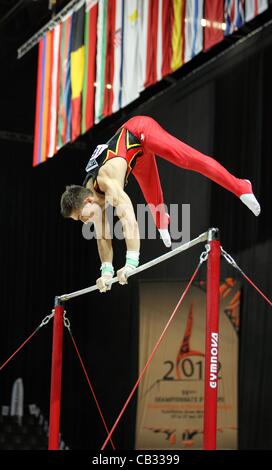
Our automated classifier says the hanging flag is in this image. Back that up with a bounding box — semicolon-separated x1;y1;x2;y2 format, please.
33;35;44;166
137;0;148;92
102;0;116;118
140;0;174;91
57;12;73;149
112;0;124;113
70;4;85;141
156;0;163;79
224;0;245;36
171;0;185;72
33;31;53;166
245;0;268;22
82;0;98;133
145;0;159;88
121;0;140;108
204;0;224;50
48;23;61;157
161;0;174;78
94;0;107;124
184;0;204;63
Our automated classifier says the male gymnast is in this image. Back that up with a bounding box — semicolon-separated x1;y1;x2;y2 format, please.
60;116;260;292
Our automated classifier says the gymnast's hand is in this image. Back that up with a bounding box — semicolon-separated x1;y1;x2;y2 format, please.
117;265;136;285
96;272;113;293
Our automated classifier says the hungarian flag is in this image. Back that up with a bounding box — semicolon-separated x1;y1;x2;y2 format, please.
204;0;224;51
70;4;85;141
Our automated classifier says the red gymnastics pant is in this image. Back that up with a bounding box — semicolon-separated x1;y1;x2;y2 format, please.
123;116;251;230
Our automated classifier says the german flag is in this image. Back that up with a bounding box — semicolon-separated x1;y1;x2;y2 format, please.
70;4;85;141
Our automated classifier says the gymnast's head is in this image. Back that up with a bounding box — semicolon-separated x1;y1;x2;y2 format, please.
60;185;99;223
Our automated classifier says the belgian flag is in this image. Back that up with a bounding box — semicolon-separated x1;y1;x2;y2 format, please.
70;4;85;141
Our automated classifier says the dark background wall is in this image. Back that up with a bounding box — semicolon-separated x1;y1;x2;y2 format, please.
1;10;272;450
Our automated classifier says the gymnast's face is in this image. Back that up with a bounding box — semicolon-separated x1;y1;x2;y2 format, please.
71;197;101;224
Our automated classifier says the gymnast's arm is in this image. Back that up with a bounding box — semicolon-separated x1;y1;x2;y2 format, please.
94;208;114;293
95;208;113;263
97;176;140;252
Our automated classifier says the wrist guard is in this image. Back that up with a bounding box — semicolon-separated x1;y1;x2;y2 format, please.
100;262;114;277
125;250;140;268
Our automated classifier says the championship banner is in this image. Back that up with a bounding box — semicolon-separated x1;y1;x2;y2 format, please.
135;278;240;450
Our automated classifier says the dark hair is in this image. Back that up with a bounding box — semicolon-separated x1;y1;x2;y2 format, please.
60;185;91;218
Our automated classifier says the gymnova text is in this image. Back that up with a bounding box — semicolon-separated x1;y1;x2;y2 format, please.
82;203;190;248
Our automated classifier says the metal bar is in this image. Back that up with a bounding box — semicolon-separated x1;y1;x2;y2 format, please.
48;298;64;450
17;0;85;59
58;231;208;302
203;228;221;450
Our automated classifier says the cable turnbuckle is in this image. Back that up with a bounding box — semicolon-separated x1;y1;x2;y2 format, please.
199;244;211;264
63;311;71;332
221;247;242;272
39;309;55;328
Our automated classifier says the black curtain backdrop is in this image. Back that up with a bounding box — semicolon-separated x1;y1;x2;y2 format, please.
1;21;272;450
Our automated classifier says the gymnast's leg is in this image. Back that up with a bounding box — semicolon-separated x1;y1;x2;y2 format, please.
125;116;260;216
132;150;171;247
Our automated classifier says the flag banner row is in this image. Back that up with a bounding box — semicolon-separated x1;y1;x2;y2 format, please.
33;0;268;166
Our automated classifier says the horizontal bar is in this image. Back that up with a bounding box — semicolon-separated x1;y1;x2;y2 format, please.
58;231;208;302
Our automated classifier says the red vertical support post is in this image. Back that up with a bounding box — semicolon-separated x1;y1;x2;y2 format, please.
203;228;221;450
48;297;64;450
